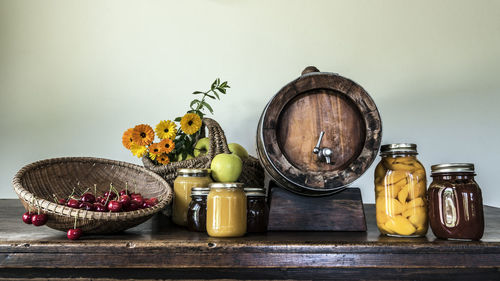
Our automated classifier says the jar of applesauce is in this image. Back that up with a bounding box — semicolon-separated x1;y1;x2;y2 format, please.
374;143;428;237
206;182;247;237
172;169;211;226
187;187;210;232
428;163;484;240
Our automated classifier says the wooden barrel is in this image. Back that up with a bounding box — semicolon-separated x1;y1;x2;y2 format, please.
257;66;382;196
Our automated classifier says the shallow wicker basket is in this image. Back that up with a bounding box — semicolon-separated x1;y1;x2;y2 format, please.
142;118;265;188
12;157;172;234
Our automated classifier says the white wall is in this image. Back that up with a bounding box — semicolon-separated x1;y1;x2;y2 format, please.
1;0;499;207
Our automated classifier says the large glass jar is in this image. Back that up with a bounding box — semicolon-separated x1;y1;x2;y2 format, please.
246;191;269;233
206;182;247;237
374;143;428;237
187;187;210;232
172;169;211;226
428;163;484;240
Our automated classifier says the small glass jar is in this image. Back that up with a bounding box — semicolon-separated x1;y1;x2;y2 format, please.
428;163;484;240
206;182;247;237
246;191;269;233
187;187;210;232
172;169;211;226
374;143;428;237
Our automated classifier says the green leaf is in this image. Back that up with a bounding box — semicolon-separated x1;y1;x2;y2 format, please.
202;101;214;114
216;78;220;85
205;94;216;99
218;88;226;94
220;81;227;88
190;99;200;109
192;91;204;95
212;91;220;99
211;79;217;90
174;117;182;122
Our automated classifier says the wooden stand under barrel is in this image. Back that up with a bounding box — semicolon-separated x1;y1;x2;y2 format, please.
257;66;382;231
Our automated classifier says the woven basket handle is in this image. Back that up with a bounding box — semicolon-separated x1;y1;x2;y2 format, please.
202;118;230;159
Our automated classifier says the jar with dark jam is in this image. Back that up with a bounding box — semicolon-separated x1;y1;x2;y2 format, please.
246;190;269;233
428;163;484;240
187;187;210;232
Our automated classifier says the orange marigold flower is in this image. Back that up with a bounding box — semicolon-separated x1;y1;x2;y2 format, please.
122;128;134;150
157;153;170;165
159;138;175;154
132;124;154;146
149;143;162;155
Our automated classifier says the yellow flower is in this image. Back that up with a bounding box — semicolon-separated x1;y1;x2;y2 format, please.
159;138;175;154
130;144;148;158
149;153;157;161
180;113;202;135
132;124;155;146
122;128;134;150
157;153;170;165
155;120;177;140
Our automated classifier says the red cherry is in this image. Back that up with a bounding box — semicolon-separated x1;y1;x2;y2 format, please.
93;203;107;212
81;193;95;203
58;198;67;205
31;214;48;226
127;202;140;211
22;212;34;224
67;228;83;240
67;199;80;208
103;192;116;200
107;200;122;212
131;195;143;206
149;197;159;205
79;202;94;211
118;195;131;207
119;189;129;196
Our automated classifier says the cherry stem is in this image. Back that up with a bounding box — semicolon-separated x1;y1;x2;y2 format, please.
104;185;113;206
80;187;90;196
52;194;58;203
110;184;120;198
125;182;128;194
94;184;97;196
67;187;76;201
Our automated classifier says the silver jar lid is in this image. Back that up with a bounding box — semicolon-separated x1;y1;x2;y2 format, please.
244;187;266;193
380;143;418;156
178;168;209;177
246;191;266;197
431;163;475;174
209;182;244;189
191;187;210;196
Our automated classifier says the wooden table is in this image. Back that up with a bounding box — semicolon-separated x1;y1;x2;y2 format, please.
1;199;499;280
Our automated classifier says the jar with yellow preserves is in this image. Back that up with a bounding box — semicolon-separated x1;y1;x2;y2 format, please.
172;169;211;226
374;144;428;237
206;183;247;237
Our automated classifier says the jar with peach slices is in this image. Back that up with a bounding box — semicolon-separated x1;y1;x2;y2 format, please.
374;143;428;237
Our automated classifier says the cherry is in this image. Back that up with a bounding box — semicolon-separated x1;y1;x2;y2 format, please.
81;193;95;203
103;191;116;200
67;199;80;208
131;194;143;206
58;198;67;205
22;212;34;224
107;200;122;212
93;203;107;212
127;202;140;211
31;214;48;226
119;189;129;196
79;202;94;211
118;195;131;207
149;197;159;205
67;228;83;240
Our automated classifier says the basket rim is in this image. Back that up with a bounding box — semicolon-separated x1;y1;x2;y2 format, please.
12;156;172;221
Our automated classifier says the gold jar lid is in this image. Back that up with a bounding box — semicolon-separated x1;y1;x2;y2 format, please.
246;191;266;197
177;168;210;177
209;182;244;189
380;143;418;156
431;163;475;174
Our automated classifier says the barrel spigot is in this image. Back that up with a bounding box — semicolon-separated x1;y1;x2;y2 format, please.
313;131;334;165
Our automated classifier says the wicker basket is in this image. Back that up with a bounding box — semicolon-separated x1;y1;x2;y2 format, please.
12;157;172;234
142;118;265;188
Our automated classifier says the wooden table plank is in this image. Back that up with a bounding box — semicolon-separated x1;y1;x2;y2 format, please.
1;199;499;280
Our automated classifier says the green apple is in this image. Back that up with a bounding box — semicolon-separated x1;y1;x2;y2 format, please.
228;143;249;159
176;153;194;161
210;153;242;182
194;137;210;157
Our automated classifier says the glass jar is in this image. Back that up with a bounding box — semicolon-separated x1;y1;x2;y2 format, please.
206;182;247;237
246;191;269;233
428;163;484;240
187;187;210;232
172;169;211;226
374;143;428;237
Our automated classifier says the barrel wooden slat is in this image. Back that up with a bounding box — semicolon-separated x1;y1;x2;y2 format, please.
257;67;382;196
